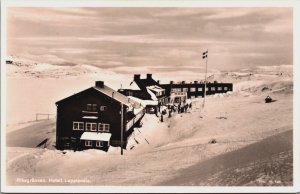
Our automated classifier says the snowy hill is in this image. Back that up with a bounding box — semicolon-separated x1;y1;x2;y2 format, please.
6;56;120;79
4;56;293;186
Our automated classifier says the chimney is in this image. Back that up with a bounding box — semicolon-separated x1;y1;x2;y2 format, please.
146;73;152;80
170;81;174;84
134;74;140;81
182;81;185;84
214;81;218;83
194;81;198;84
157;80;160;84
95;81;104;88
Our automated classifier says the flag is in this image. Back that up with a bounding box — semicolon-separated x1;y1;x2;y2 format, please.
202;50;208;59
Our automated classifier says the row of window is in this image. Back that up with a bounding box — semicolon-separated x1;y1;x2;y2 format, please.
86;104;107;112
73;122;110;132
210;87;228;91
156;90;165;96
85;140;104;147
171;86;229;93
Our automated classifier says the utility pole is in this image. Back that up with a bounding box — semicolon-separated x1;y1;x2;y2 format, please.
120;103;123;155
202;50;208;110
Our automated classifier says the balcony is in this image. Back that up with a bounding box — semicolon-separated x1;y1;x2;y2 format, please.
125;108;145;131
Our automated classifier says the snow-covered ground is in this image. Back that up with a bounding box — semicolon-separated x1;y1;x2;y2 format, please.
5;57;130;125
4;57;293;186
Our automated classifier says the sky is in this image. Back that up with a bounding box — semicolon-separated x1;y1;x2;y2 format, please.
7;7;293;74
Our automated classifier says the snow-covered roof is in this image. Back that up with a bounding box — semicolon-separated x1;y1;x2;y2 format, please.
57;83;140;109
146;88;158;100
80;132;111;141
128;96;158;106
94;86;133;107
147;85;165;93
121;81;140;90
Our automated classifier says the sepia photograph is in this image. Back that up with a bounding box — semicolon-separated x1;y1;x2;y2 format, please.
1;0;299;193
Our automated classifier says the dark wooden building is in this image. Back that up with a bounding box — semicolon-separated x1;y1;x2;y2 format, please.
55;81;145;151
159;81;233;99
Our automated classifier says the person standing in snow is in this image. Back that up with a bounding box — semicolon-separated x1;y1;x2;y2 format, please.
158;102;161;112
155;107;159;117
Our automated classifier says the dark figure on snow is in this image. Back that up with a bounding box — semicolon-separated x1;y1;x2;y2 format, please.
158;102;161;112
155;108;159;117
172;105;176;112
265;96;273;103
160;114;164;122
181;106;184;113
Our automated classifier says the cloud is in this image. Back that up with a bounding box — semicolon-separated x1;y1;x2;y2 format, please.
7;7;293;75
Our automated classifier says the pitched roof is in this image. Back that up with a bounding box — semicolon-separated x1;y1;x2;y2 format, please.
135;78;159;90
56;84;139;108
147;85;165;93
93;85;132;107
120;80;140;90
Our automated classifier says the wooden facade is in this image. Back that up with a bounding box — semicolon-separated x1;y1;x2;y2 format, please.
160;81;233;98
119;74;233;103
55;81;145;151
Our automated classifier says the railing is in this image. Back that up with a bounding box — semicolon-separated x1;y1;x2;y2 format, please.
126;108;145;131
36;113;56;121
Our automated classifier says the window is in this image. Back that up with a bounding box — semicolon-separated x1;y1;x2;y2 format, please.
100;106;107;111
211;87;215;91
128;91;133;96
171;88;181;92
224;87;228;91
85;140;92;147
99;123;110;132
218;87;222;91
190;87;196;92
86;123;97;132
87;104;92;111
198;88;203;91
92;104;98;111
73;122;84;130
96;141;104;147
87;104;98;111
182;88;188;92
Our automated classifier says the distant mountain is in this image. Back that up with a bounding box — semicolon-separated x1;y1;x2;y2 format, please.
5;56;119;79
240;65;293;76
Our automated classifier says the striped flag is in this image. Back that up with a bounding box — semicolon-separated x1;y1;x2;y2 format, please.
203;51;208;59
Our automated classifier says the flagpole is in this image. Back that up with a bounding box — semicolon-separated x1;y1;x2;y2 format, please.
121;103;123;155
203;50;208;110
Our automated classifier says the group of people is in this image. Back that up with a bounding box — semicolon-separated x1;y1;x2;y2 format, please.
175;102;192;114
156;100;193;122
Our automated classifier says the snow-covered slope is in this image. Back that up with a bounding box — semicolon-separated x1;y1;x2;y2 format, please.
6;92;293;186
6;56;119;79
4;56;293;186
